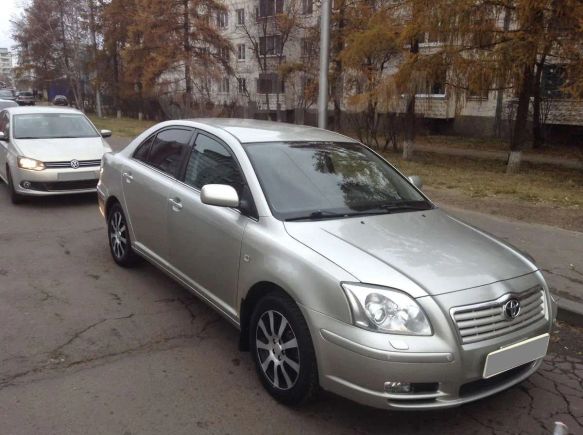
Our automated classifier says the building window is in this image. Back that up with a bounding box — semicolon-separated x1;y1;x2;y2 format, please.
219;77;230;93
302;0;313;14
468;86;489;100
258;0;283;18
542;65;566;98
257;73;284;94
236;8;245;25
217;11;228;28
259;35;283;56
237;78;247;94
237;44;246;60
218;46;230;61
301;38;314;57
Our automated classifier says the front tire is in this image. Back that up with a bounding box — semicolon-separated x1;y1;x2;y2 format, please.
6;167;24;204
250;292;319;406
107;203;139;267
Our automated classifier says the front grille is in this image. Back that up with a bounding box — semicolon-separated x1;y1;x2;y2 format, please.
44;159;101;168
451;286;546;344
26;180;98;191
459;362;533;397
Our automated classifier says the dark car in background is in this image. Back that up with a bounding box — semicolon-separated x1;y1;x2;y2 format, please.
16;91;35;106
52;95;69;106
0;89;17;101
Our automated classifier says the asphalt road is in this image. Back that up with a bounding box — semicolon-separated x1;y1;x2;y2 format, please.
0;147;581;434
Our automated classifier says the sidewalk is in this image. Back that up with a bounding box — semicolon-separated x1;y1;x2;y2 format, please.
443;205;583;324
415;143;583;170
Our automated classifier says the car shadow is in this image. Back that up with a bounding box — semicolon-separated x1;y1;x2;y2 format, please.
0;183;98;209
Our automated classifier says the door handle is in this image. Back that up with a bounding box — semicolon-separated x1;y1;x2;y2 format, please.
169;197;183;211
122;172;133;183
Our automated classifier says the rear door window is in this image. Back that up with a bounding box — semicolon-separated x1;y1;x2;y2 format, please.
140;128;194;177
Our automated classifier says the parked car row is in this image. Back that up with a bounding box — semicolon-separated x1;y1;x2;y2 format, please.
0;88;70;107
0;113;557;410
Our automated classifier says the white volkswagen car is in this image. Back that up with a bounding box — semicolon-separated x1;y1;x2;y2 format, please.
0;107;112;203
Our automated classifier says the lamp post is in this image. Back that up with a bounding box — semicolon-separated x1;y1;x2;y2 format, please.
317;0;331;129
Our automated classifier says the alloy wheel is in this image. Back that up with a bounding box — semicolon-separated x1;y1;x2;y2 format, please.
255;310;301;390
109;210;128;259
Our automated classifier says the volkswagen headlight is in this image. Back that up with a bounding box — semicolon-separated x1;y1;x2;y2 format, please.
17;156;45;171
342;283;432;335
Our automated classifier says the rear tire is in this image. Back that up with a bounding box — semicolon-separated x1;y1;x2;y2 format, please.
7;167;24;205
250;292;319;406
107;202;139;267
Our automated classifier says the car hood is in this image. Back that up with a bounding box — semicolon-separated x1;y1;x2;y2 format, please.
13;137;109;162
284;209;536;297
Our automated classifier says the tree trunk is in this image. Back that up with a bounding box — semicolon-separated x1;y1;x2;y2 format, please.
331;2;345;131
402;38;419;160
532;56;546;149
182;0;192;116
494;7;511;137
89;0;102;117
507;63;535;174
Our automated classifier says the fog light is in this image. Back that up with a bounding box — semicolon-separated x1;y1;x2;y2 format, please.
21;181;31;189
384;381;411;394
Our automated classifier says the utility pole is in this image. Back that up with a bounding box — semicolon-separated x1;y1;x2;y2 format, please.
317;0;331;129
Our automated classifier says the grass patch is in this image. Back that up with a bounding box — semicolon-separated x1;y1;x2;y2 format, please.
89;115;157;138
386;151;583;208
417;134;583;160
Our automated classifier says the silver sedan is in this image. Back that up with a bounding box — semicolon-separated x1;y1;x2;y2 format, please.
97;119;557;409
0;106;112;203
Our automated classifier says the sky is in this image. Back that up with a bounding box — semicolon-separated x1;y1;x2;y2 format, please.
0;0;24;51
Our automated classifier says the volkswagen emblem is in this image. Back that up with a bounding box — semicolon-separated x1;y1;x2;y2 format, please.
70;159;80;169
503;299;521;320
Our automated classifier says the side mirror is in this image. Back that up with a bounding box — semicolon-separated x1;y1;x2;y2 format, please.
201;184;239;208
408;175;423;189
100;129;112;138
0;131;6;141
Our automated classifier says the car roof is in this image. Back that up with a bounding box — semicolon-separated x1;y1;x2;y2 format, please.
186;118;355;144
3;106;82;115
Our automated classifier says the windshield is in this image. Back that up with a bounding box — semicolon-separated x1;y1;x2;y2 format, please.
244;141;431;221
0;90;14;98
13;113;100;139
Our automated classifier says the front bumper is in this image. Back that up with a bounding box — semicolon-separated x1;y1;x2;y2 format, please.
303;273;555;410
12;166;99;196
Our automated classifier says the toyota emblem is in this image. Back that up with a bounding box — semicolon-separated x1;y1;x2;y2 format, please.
503;299;521;320
70;159;80;169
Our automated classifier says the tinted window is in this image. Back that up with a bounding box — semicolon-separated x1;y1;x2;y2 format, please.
244;142;430;220
184;134;244;193
146;128;193;177
133;135;154;162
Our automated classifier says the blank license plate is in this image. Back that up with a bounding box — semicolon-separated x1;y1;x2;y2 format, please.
58;171;98;181
483;333;549;379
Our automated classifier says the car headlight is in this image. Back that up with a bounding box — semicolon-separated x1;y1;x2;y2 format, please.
342;283;432;335
17;156;45;171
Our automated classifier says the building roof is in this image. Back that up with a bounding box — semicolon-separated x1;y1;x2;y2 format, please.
188;118;355;144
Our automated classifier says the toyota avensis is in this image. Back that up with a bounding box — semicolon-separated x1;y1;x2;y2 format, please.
97;119;557;409
0;107;112;203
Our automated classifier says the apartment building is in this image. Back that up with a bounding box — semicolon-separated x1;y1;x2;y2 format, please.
0;48;13;86
201;1;582;135
207;0;316;120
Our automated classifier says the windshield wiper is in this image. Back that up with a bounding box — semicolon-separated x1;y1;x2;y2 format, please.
285;210;357;221
375;201;432;212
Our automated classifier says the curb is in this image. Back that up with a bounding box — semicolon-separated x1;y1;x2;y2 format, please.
556;298;583;328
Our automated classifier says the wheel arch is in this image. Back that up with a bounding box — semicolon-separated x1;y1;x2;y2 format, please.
104;195;121;218
239;281;292;351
